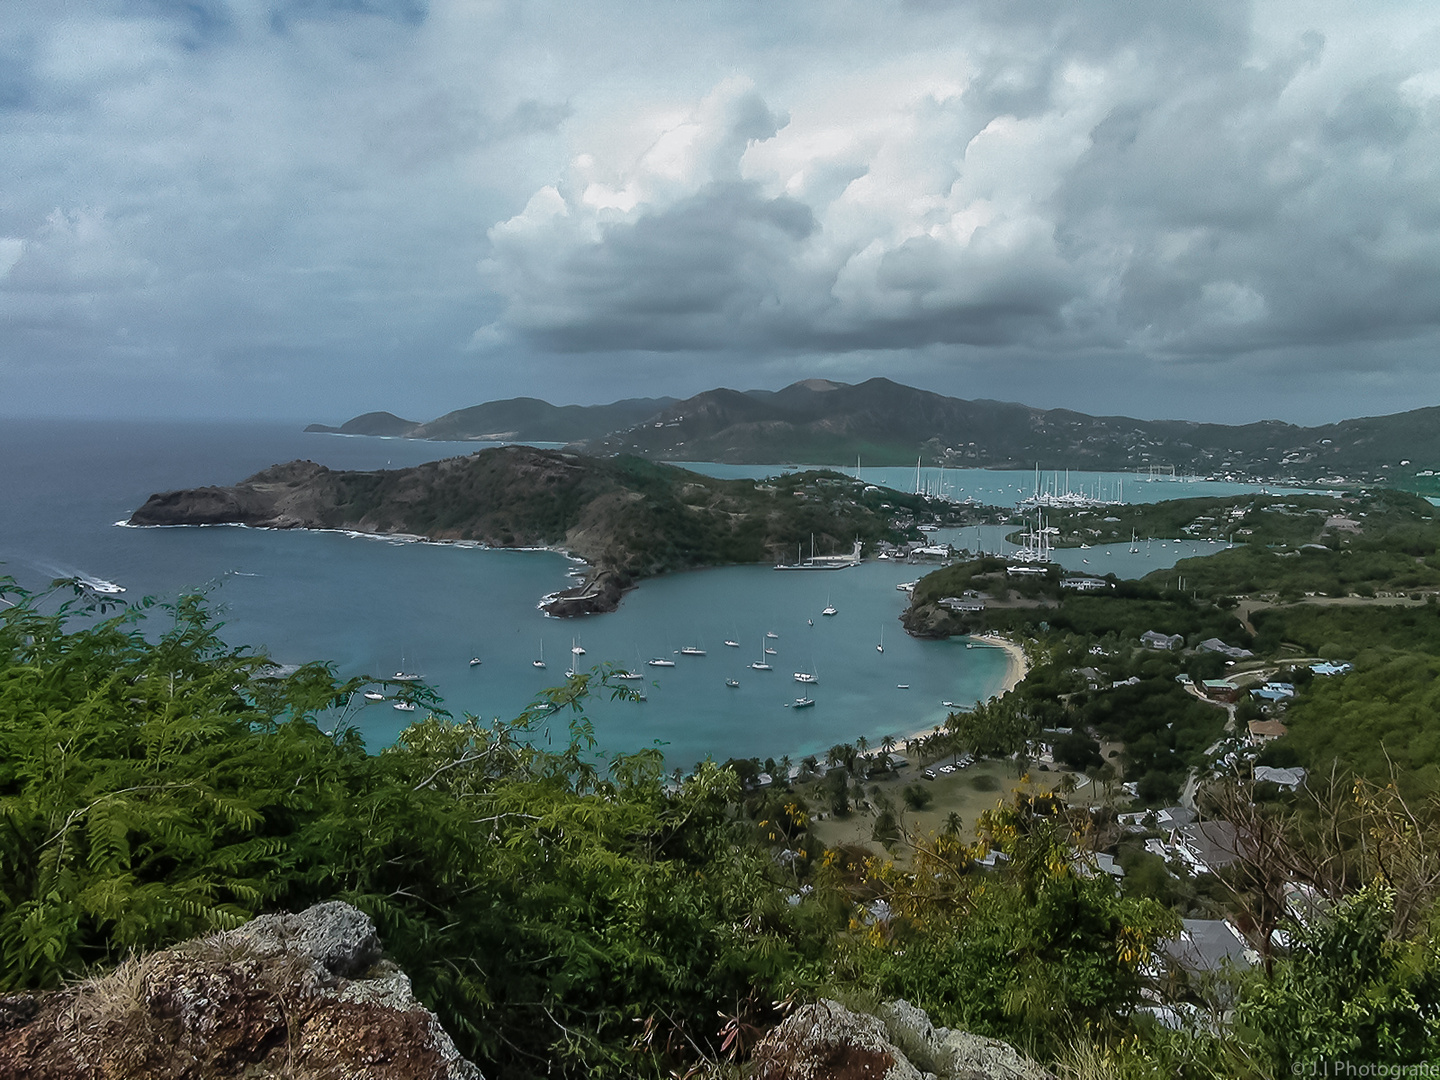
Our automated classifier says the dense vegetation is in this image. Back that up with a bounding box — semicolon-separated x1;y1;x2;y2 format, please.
130;449;991;588
3;577;1437;1076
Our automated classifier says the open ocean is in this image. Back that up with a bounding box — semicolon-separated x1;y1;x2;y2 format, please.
0;420;1287;766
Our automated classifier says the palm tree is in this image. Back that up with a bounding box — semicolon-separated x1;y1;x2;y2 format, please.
856;734;869;754
880;734;897;756
943;812;963;836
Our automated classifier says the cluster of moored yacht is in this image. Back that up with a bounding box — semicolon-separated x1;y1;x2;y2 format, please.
360;594;879;713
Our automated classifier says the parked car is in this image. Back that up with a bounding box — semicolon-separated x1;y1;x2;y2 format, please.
922;769;937;780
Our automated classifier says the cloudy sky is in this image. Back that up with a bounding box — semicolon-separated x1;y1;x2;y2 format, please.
3;0;1439;425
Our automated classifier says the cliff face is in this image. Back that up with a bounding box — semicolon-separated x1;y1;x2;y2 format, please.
0;901;481;1080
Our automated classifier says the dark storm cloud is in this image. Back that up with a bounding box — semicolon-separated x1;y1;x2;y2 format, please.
479;0;1440;410
4;0;1440;422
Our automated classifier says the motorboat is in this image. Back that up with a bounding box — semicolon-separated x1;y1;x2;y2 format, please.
896;683;910;689
469;657;482;667
765;631;779;639
363;690;385;702
647;657;676;667
393;701;417;712
80;577;125;594
764;646;777;655
725;678;739;688
723;639;740;648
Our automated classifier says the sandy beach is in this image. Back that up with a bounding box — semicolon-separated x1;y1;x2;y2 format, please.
892;633;1030;754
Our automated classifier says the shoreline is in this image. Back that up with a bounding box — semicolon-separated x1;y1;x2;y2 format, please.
892;634;1029;756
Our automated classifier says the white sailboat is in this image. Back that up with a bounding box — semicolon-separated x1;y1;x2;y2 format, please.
750;635;772;671
821;591;837;617
533;639;546;669
877;626;885;654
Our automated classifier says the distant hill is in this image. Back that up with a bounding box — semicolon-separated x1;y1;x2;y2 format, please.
304;411;419;437
307;397;676;442
310;379;1440;482
594;377;1440;481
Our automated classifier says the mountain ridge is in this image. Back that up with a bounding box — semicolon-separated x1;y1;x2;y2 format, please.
309;378;1440;482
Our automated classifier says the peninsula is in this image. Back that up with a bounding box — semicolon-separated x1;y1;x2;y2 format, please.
129;446;965;614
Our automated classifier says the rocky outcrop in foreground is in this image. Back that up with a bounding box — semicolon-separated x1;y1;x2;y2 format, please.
751;998;1049;1080
0;901;481;1080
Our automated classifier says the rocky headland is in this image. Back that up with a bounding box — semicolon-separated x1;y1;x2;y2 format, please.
0;901;481;1080
129;446;943;615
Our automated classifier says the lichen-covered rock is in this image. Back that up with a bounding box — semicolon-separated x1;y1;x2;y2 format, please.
751;999;926;1080
929;1028;1049;1080
0;902;481;1080
751;998;1050;1080
227;898;383;978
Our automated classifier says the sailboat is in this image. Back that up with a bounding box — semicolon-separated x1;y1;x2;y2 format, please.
1129;530;1139;554
723;638;740;648
821;591;837;617
750;635;772;671
533;640;546;669
877;626;885;654
679;643;706;656
791;696;815;709
571;639;585;656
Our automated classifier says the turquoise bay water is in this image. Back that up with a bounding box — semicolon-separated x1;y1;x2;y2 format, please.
0;422;1270;764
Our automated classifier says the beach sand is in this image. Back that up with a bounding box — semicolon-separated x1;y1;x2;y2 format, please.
892;634;1029;753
